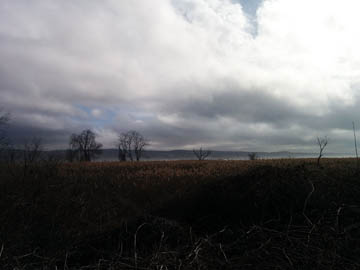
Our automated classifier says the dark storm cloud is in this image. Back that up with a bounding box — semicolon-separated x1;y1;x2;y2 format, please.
169;89;300;126
6;124;71;148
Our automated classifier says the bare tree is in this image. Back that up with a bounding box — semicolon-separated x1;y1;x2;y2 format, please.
1;137;42;165
317;136;328;166
193;147;212;161
69;129;102;162
117;130;148;161
131;131;149;161
118;132;133;161
353;121;359;169
0;109;10;149
248;152;258;160
22;137;43;164
3;137;45;180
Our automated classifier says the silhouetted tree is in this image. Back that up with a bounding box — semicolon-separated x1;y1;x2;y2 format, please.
117;130;148;161
131;131;149;161
193;147;212;161
353;121;359;169
317;136;328;166
22;137;43;164
2;137;43;165
118;132;132;161
248;152;258;160
0;109;10;149
69;129;102;162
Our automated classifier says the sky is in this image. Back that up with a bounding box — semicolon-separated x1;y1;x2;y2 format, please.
1;0;360;153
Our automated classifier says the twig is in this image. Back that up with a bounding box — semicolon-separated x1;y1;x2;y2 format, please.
219;243;229;264
256;238;272;251
307;222;317;245
14;251;35;259
134;223;147;269
282;248;294;269
189;227;193;245
157;231;165;256
177;259;182;270
335;205;343;233
188;239;202;265
64;252;68;270
353;121;359;170
303;179;315;225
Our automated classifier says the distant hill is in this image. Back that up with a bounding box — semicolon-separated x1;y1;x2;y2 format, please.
95;149;350;161
2;148;352;162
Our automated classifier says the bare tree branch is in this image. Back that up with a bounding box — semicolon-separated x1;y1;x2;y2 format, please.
316;136;328;166
117;131;149;161
131;131;149;161
22;137;43;164
248;152;258;160
69;129;102;162
118;132;133;161
353;121;359;169
0;109;10;148
193;147;212;161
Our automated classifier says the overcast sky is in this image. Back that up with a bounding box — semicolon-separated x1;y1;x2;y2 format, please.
1;0;360;152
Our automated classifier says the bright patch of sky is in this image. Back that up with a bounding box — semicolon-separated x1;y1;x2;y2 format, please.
235;0;263;16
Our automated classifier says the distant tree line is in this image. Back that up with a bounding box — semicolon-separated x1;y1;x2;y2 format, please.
0;110;150;163
0;111;210;162
0;108;335;164
66;129;149;162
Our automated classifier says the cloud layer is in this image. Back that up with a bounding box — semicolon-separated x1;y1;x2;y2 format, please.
1;0;360;152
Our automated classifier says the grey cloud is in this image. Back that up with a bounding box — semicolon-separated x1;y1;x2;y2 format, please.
6;124;71;149
170;89;300;127
1;0;360;153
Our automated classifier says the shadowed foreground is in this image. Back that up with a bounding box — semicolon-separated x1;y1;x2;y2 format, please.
1;159;360;269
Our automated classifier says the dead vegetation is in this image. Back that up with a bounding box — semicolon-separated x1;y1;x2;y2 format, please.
0;159;360;269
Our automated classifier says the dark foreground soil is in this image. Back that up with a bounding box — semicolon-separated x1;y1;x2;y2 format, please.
1;159;360;269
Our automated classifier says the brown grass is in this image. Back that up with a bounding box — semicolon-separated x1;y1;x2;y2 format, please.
0;158;360;269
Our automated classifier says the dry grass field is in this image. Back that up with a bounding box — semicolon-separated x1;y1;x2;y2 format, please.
1;158;360;269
